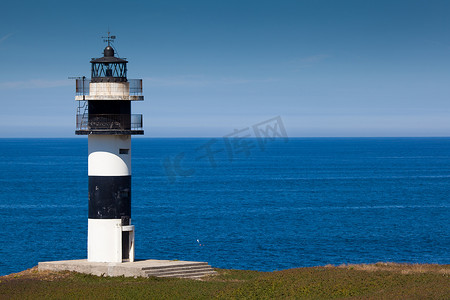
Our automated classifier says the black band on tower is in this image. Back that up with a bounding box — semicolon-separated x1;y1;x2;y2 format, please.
88;176;131;219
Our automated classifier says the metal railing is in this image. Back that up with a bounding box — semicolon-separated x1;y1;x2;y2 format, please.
75;79;143;96
129;79;143;95
75;78;89;96
76;114;143;131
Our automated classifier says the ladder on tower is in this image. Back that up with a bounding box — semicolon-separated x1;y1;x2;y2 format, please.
71;76;89;130
77;100;88;130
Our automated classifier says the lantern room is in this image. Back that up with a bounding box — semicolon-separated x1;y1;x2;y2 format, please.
90;45;128;82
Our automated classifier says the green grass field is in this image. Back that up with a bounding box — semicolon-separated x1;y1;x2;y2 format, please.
1;263;449;299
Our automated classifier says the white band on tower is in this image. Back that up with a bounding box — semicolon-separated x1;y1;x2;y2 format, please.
88;135;131;176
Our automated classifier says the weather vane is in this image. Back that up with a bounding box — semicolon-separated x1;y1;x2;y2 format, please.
102;31;116;46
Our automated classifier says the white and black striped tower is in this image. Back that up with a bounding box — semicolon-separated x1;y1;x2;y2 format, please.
75;34;144;263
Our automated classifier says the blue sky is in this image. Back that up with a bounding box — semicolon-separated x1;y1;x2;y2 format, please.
1;0;450;137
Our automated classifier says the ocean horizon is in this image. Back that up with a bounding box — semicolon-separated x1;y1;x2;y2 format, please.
0;137;449;276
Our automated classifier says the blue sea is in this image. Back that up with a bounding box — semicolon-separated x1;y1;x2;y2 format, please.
0;138;449;276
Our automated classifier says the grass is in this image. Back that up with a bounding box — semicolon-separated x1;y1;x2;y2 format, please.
0;263;449;299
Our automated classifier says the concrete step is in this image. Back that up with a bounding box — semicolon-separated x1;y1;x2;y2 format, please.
144;265;213;274
156;270;217;279
142;262;209;271
142;262;217;279
144;266;214;277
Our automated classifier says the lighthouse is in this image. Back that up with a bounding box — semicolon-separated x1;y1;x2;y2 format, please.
75;35;144;263
39;35;216;278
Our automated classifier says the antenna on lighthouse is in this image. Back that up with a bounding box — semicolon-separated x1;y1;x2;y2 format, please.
102;31;116;46
102;31;119;57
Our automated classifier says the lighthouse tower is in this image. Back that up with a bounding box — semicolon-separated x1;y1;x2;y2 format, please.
75;35;144;263
39;34;216;279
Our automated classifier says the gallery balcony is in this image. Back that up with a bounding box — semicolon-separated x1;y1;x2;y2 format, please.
75;114;144;135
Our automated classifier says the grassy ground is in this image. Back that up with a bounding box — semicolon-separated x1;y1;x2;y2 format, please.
0;263;449;299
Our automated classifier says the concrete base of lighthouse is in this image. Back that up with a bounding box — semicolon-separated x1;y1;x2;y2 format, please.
38;259;217;279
